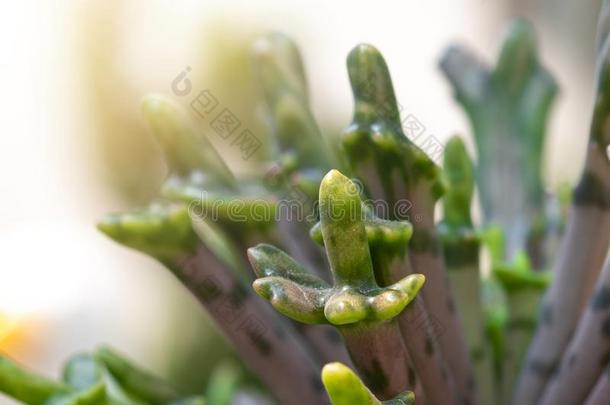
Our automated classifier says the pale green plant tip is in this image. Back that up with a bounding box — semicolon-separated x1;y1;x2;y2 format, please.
346;44;400;125
322;362;378;405
321;362;415;405
96;205;199;263
343;44;446;203
319;169;375;287
494;18;537;89
442;135;474;229
141;94;235;186
252;33;308;103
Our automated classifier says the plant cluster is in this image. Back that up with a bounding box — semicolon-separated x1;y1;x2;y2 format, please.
3;4;610;405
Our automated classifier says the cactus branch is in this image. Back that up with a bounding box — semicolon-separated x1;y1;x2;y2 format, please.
513;5;610;403
537;258;610;405
438;136;496;404
250;170;425;400
98;204;329;405
342;43;477;405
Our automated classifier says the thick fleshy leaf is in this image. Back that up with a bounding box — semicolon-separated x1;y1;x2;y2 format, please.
97;204;199;264
95;346;182;404
46;383;106;405
324;274;424;325
252;276;328;324
248;244;329;289
0;357;72;405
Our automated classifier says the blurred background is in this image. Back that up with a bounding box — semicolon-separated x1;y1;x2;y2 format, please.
0;0;603;402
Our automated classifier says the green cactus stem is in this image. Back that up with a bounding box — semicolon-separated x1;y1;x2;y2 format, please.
341;43;477;405
321;362;415;405
514;5;610;404
97;204;329;405
438;136;496;405
249;170;424;400
440;18;557;268
312;205;459;405
537;261;610;405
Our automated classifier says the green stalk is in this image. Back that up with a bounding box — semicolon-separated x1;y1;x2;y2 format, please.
438;136;496;405
439;19;557;267
250;170;425;400
98;204;329;405
341;44;477;405
514;4;610;403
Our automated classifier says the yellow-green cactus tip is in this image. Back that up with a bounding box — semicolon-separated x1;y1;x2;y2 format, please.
321;362;379;405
